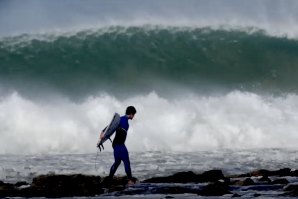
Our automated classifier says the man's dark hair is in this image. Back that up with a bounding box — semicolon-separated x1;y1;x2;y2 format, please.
126;106;137;115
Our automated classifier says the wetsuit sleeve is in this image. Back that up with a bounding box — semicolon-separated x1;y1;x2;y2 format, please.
118;116;129;131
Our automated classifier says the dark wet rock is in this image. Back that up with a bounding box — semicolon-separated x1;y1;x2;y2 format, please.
170;171;198;183
250;169;270;177
242;178;255;186
15;181;29;187
0;182;16;197
143;170;226;184
284;184;298;196
34;174;102;196
232;193;241;197
238;168;292;178
271;178;289;185
237;173;250;178
101;176;139;193
200;170;226;182
101;176;124;187
274;168;291;176
102;176;138;187
143;171;198;183
24;174;103;197
0;182;14;189
198;181;231;196
284;183;298;192
290;170;298;176
282;183;298;196
234;178;255;186
259;176;271;183
1;174;139;197
1;168;298;197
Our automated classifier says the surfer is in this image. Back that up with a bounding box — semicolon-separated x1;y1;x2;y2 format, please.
100;106;137;184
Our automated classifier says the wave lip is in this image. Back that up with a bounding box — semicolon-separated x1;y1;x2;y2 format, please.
2;0;298;39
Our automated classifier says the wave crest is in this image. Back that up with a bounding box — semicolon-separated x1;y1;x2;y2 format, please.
1;27;298;95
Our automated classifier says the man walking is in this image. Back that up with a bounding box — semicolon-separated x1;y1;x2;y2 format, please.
100;106;137;184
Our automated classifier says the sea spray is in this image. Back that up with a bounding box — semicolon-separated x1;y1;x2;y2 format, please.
1;91;298;154
1;0;298;38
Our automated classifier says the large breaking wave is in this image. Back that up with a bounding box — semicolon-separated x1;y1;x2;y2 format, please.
1;27;298;96
1;0;298;154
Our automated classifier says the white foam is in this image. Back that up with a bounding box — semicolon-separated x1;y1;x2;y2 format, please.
0;91;298;154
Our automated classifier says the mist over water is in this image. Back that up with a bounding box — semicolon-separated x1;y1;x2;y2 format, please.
1;0;298;154
1;0;298;38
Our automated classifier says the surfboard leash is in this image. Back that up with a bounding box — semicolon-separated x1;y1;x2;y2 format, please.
94;149;100;171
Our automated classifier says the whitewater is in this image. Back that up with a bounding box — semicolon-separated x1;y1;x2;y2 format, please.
0;91;298;154
1;1;298;198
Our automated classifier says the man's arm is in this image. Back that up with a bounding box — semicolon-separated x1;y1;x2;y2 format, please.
100;131;104;139
100;126;107;139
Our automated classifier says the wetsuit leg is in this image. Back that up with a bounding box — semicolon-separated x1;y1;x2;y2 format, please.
121;145;132;179
108;146;122;178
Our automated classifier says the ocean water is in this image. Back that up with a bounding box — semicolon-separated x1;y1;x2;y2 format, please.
1;0;298;198
1;149;298;184
1;149;298;198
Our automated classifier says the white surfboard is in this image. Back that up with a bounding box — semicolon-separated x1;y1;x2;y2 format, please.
97;113;121;151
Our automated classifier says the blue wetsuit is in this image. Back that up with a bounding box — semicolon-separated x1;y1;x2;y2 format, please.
109;115;132;179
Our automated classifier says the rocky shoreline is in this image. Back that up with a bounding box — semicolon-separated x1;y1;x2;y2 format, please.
1;168;298;197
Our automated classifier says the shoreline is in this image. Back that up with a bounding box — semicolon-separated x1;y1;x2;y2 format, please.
1;168;298;198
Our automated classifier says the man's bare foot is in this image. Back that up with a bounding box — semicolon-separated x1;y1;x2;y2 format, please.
127;179;135;186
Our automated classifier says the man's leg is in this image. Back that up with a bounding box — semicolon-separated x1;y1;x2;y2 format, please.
109;146;121;178
121;145;132;179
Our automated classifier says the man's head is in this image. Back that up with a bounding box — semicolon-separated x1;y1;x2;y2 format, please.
126;106;137;120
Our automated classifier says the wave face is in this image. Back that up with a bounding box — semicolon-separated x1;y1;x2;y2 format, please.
1;27;298;96
1;0;298;154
